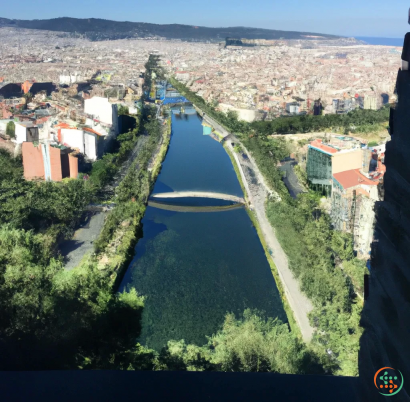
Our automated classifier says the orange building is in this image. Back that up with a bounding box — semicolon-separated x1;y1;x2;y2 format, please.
21;80;35;94
22;142;78;181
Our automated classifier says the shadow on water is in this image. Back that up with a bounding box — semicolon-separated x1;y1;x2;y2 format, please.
148;200;244;213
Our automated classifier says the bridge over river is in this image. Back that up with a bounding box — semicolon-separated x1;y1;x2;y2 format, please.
150;191;245;204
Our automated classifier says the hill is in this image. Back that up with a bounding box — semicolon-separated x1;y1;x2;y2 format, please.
0;17;342;42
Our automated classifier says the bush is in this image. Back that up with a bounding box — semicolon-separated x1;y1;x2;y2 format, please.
6;121;15;138
159;310;324;374
266;195;362;375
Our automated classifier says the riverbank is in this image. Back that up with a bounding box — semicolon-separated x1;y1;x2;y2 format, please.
224;138;311;340
61;133;150;270
195;105;314;342
82;113;172;288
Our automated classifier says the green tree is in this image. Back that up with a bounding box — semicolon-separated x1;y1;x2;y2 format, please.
118;105;129;116
266;194;363;375
233;144;242;153
160;310;324;374
0;225;150;370
6;121;15;138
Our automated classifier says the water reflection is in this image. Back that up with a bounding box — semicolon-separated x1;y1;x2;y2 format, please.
120;115;286;350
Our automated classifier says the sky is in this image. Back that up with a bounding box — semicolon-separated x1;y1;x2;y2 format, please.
1;0;409;38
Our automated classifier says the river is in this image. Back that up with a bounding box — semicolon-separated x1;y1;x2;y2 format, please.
119;114;286;350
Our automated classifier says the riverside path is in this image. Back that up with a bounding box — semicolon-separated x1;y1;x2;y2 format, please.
194;105;315;342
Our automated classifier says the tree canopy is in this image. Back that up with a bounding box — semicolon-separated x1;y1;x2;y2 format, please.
6;121;15;138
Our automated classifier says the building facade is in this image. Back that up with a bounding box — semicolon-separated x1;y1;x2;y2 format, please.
22;142;78;181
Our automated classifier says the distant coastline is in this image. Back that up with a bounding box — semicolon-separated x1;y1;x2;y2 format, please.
355;36;403;47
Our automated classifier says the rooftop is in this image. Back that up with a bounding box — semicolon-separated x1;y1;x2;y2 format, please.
309;139;338;154
83;127;103;136
333;169;379;189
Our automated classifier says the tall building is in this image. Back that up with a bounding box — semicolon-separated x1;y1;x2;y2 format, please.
306;139;363;194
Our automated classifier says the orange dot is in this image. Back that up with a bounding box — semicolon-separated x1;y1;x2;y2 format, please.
380;385;384;388
390;385;393;388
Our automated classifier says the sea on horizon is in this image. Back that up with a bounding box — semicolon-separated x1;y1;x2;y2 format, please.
355;37;403;47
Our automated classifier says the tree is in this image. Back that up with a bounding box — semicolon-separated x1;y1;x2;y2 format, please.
6;121;15;138
0;225;149;370
23;92;32;101
118;105;129;116
160;310;324;374
233;144;242;153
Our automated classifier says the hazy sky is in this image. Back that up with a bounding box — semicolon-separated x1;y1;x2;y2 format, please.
2;0;409;37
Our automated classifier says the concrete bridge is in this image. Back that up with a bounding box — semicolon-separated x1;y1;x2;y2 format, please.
150;191;245;204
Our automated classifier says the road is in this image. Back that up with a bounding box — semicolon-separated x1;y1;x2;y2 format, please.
196;106;314;341
279;161;306;199
60;211;107;271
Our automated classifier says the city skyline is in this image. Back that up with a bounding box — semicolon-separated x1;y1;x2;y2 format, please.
1;0;409;38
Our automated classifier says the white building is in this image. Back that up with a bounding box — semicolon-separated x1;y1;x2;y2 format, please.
286;102;300;115
60;127;102;161
175;71;190;82
84;97;116;126
84;97;119;138
364;96;378;110
59;73;86;85
14;122;39;144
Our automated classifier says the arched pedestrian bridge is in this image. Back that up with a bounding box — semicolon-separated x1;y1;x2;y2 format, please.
150;191;245;204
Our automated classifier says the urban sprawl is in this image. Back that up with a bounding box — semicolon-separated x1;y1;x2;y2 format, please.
0;27;398;259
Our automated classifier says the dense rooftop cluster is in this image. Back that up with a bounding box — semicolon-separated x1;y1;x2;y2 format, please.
167;41;400;120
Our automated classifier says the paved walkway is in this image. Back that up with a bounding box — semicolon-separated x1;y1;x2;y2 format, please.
279;161;307;199
60;134;150;270
60;211;107;271
196;106;314;341
150;191;244;204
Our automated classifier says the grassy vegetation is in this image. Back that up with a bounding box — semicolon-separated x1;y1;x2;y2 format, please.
293;164;309;190
246;207;301;339
88;120;142;190
222;144;248;202
93;116;165;284
265;196;364;376
150;115;171;181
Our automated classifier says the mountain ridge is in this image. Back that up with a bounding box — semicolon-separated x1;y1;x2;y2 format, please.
0;17;343;42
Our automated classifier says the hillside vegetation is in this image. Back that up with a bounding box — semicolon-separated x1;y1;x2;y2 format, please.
0;17;341;42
